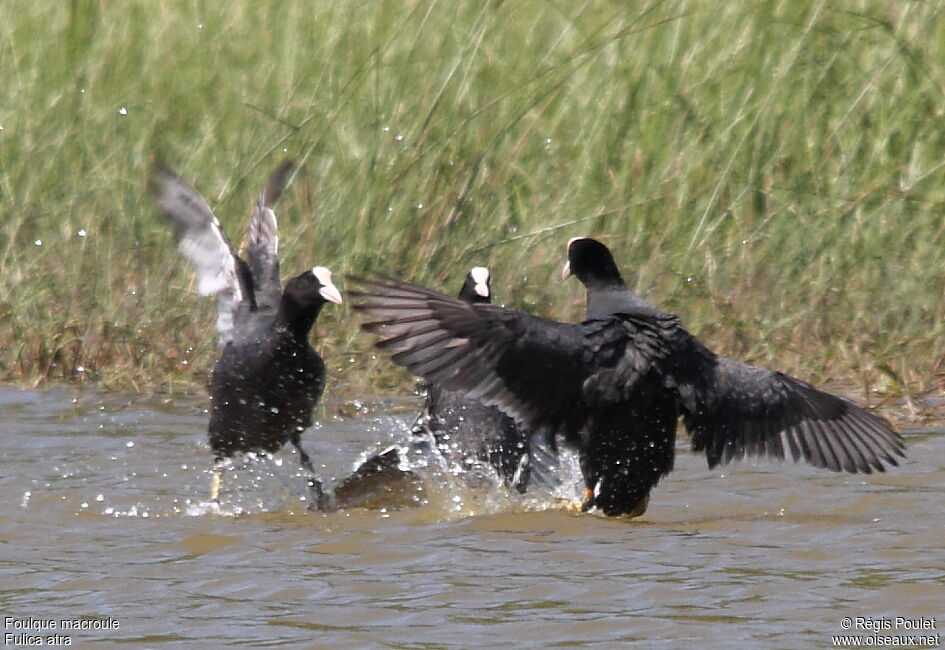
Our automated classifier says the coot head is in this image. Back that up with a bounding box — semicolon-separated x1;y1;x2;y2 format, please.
459;266;491;304
285;266;342;306
562;237;624;288
280;266;342;335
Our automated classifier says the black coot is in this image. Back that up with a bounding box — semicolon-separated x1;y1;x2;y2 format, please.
350;237;904;517
415;267;532;490
333;268;533;510
150;161;342;505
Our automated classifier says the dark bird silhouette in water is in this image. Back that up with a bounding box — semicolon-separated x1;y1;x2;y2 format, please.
332;268;534;510
350;237;905;517
150;161;342;506
415;267;533;490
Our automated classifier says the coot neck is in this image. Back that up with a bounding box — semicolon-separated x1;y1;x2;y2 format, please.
276;297;323;341
582;275;629;320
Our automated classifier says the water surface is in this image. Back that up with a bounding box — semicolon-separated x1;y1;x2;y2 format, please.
1;386;942;648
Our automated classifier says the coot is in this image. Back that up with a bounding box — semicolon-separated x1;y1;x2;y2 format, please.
414;267;532;490
334;268;534;509
350;238;904;517
150;161;342;505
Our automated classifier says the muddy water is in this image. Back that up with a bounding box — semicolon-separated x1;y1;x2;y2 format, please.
1;386;942;648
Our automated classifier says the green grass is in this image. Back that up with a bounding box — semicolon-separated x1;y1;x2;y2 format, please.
2;1;945;409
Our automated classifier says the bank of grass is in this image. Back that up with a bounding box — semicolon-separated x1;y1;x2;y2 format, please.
2;1;945;409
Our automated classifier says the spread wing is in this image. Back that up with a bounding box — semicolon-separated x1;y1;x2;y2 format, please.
149;162;251;346
245;160;293;312
352;276;587;437
673;336;905;473
350;277;675;443
351;276;905;477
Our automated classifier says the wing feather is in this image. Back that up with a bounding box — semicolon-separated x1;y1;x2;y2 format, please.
246;161;293;311
149;162;249;346
676;342;904;472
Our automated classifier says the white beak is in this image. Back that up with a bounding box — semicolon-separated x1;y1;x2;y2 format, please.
312;266;343;304
562;236;585;280
470;266;490;298
319;283;343;305
561;261;571;280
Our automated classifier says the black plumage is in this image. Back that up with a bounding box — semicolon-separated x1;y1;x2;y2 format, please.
350;237;904;517
150;161;342;504
415;267;532;490
336;268;533;506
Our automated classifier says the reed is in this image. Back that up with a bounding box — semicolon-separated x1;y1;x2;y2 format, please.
2;1;944;408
